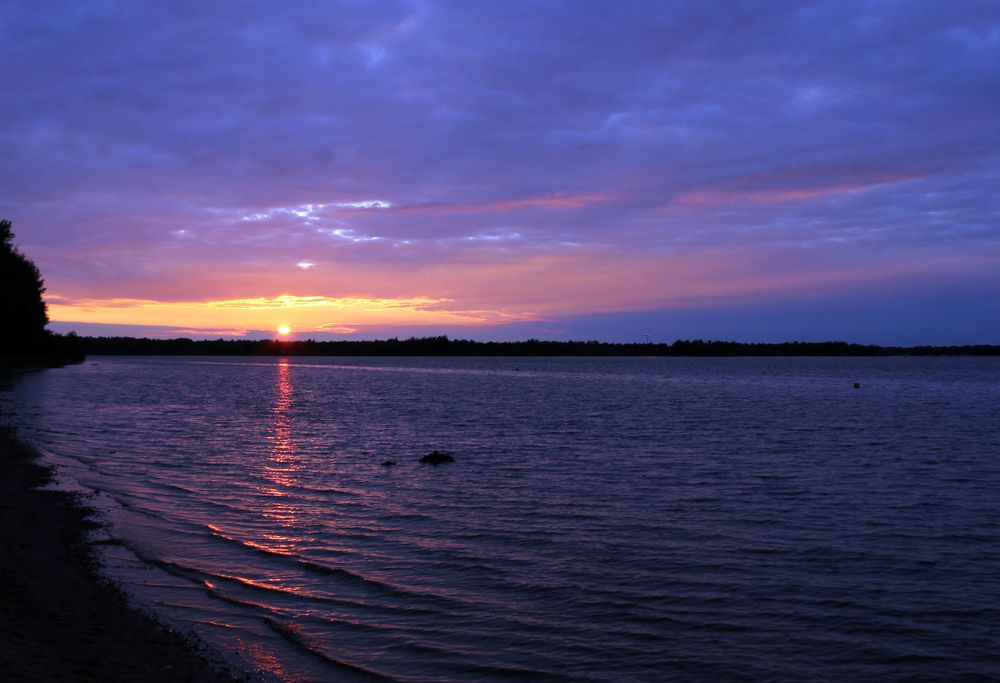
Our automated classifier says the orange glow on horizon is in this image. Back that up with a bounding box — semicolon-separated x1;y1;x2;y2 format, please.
45;293;499;334
43;246;996;336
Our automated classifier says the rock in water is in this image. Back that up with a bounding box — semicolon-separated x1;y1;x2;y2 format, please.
419;450;455;465
381;460;397;467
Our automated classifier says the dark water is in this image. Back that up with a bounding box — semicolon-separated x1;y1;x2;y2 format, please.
3;356;1000;681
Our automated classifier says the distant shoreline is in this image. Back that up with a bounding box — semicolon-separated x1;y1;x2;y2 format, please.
72;335;1000;357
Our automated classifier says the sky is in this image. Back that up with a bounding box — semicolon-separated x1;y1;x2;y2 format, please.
2;1;999;345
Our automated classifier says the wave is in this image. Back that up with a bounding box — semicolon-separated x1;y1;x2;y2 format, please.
263;617;394;681
206;523;303;560
202;579;289;615
202;525;477;615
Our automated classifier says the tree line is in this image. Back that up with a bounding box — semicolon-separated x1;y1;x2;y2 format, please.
77;335;1000;356
0;219;83;366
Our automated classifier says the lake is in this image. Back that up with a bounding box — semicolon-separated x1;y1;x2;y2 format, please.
3;356;1000;681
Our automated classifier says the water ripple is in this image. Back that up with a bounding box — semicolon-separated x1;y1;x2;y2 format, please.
5;356;1000;681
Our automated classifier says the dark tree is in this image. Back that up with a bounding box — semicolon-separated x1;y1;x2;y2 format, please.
1;219;50;354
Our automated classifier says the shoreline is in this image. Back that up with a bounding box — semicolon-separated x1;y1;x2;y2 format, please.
0;427;241;682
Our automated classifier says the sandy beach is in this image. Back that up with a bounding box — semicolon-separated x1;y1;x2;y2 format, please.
0;426;239;682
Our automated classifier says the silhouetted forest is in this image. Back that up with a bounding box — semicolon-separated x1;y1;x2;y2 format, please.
77;335;1000;357
0;219;84;366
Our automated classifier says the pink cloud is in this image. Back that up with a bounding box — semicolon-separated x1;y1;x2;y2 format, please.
669;171;923;208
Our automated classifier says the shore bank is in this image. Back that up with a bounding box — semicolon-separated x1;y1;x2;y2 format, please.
0;428;239;682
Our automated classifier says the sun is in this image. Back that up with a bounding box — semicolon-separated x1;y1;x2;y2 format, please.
276;325;291;336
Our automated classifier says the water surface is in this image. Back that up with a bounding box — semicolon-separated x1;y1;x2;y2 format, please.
4;356;1000;681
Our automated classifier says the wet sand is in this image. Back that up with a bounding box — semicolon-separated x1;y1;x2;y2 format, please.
0;429;240;682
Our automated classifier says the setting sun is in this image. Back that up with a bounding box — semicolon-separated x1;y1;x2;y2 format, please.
276;325;291;336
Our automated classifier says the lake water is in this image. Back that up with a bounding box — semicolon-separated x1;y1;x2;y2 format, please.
3;356;1000;681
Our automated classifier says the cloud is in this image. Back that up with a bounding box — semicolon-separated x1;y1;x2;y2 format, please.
669;171;922;208
334;200;392;210
392;193;611;215
316;323;360;335
3;1;1000;341
169;327;250;337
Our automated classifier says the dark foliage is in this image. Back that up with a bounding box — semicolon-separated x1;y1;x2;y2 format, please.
77;335;1000;357
0;219;48;353
0;219;84;365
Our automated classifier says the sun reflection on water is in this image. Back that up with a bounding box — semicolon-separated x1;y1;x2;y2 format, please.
262;358;300;538
239;638;297;682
